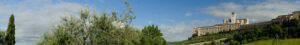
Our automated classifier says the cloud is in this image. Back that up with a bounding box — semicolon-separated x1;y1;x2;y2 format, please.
0;0;85;45
159;22;193;42
205;2;242;17
159;19;218;42
0;26;6;31
205;0;300;22
189;19;217;26
185;12;192;16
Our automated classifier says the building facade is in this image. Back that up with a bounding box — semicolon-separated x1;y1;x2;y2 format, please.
223;12;249;25
193;11;300;36
193;12;249;36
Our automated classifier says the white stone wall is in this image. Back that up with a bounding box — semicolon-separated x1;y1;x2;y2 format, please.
193;24;242;36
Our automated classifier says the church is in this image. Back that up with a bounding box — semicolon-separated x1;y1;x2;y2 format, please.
193;12;249;36
223;12;249;25
193;11;300;36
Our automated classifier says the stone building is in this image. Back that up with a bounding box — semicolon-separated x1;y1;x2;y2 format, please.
193;24;242;36
272;11;300;23
223;12;249;25
193;12;249;36
193;11;300;36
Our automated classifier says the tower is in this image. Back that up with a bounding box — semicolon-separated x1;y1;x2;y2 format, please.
231;12;236;24
245;17;249;24
223;18;228;24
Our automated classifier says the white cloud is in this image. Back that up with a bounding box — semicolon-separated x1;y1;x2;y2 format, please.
205;2;242;17
189;19;217;26
185;12;192;16
159;22;193;42
205;0;300;22
159;19;218;42
0;27;6;31
0;0;85;45
167;19;176;24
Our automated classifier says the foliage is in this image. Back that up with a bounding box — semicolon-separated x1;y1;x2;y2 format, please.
224;19;300;45
168;32;235;45
36;8;141;45
167;40;188;45
169;15;300;45
140;25;166;45
179;18;300;45
37;1;141;45
188;34;229;43
244;38;300;45
227;40;240;45
5;14;15;45
204;41;227;45
37;1;167;45
0;31;5;44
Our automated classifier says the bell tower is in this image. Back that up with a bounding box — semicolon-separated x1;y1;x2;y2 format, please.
231;12;236;24
245;17;249;24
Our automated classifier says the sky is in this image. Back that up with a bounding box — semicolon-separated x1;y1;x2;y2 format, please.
0;0;300;45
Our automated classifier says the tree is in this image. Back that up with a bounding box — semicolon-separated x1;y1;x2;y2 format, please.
36;8;142;45
0;31;5;44
140;25;166;45
269;24;283;38
37;1;148;45
37;1;141;44
5;14;15;45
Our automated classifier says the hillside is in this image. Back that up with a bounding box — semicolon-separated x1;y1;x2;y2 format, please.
169;11;300;45
244;38;300;45
167;31;236;45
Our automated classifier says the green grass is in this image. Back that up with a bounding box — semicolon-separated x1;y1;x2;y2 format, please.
167;40;188;45
166;31;240;45
243;38;300;45
167;33;234;45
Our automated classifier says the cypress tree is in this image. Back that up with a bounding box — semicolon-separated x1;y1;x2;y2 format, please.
5;14;15;45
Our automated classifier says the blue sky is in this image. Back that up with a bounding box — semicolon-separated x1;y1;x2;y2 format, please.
1;0;300;45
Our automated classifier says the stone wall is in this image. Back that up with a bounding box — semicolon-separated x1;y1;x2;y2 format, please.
193;24;242;36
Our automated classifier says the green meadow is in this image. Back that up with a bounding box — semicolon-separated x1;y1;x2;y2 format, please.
244;38;300;45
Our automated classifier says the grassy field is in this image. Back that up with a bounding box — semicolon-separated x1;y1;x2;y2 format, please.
243;38;300;45
167;33;234;45
167;40;188;45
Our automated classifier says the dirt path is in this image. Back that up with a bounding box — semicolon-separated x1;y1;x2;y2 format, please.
189;38;227;45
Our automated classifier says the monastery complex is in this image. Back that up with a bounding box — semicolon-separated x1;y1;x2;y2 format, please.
193;11;300;36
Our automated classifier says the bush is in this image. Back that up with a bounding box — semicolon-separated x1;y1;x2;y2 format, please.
228;40;240;45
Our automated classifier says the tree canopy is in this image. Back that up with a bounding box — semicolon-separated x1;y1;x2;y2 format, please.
140;25;166;45
5;14;15;45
